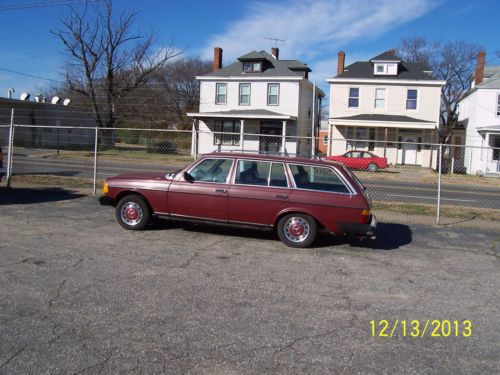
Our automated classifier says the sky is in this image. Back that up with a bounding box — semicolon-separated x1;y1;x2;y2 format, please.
0;0;498;99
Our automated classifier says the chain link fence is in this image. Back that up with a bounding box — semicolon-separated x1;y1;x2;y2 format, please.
1;120;499;227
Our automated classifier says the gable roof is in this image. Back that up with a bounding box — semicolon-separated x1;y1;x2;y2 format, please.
204;50;310;78
370;51;401;62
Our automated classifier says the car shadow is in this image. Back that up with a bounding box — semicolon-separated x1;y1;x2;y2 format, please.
148;219;412;251
315;222;413;250
0;187;85;205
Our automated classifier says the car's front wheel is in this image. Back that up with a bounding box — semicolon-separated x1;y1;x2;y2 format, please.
116;195;151;230
277;213;317;248
367;163;378;172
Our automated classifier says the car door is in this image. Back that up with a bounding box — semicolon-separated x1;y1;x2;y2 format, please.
228;160;291;225
168;157;234;221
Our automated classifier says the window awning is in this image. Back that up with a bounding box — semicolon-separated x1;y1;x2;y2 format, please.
477;125;500;134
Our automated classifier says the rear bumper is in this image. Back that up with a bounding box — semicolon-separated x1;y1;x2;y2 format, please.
339;214;377;238
99;195;114;206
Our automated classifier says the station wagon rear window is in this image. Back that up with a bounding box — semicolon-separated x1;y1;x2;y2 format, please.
288;164;350;193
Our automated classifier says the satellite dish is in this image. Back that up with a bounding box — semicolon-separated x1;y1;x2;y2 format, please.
51;96;61;104
20;92;30;101
63;98;71;106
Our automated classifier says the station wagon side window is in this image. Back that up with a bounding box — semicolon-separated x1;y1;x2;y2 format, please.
234;160;289;187
288;164;350;194
189;158;233;183
235;160;270;186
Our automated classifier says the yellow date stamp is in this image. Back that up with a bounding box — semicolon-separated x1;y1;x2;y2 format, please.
370;319;472;337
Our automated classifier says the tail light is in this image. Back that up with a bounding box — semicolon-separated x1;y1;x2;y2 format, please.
361;209;370;224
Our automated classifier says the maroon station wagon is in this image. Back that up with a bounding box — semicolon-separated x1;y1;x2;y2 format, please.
100;153;376;248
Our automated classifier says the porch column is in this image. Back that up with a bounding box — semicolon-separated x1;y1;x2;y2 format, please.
383;127;388;157
484;132;490;172
282;120;287;154
240;119;245;151
327;123;333;156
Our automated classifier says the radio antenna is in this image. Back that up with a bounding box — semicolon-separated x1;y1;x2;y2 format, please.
264;37;285;48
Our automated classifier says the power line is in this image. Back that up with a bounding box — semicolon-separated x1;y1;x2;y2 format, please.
0;0;100;11
0;67;64;83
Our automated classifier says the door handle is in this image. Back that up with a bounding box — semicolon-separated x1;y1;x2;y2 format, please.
274;194;288;199
214;188;227;193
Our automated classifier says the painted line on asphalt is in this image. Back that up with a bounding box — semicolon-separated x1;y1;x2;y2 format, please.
387;194;477;203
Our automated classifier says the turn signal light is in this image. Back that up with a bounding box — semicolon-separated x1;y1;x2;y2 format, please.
361;209;370;223
103;180;108;194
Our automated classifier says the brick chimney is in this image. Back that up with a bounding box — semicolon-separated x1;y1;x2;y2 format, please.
337;51;345;76
213;47;223;71
474;51;486;86
271;47;279;60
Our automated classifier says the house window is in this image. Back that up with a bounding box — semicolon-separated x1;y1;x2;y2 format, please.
369;128;376;151
407;89;418;110
215;83;227;104
243;61;262;73
376;64;385;73
239;83;251;106
356;127;367;148
323;135;328;145
267;83;279;105
346;126;354;149
214;120;240;145
348;88;359;108
374;88;386;109
497;94;500;116
491;135;500;161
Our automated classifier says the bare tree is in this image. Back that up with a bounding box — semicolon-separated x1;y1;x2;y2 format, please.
398;37;482;136
52;0;181;130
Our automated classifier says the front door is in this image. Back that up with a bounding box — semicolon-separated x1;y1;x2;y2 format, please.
402;137;418;165
168;158;234;221
260;122;282;154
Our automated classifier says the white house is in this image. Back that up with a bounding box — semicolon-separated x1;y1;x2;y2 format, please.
326;50;445;168
188;47;324;156
459;51;500;175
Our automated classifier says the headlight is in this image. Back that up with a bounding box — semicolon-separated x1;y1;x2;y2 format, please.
103;180;109;194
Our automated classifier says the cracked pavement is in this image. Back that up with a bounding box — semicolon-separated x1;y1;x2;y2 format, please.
0;189;499;374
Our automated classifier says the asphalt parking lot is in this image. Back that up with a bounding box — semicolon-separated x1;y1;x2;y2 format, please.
0;187;499;374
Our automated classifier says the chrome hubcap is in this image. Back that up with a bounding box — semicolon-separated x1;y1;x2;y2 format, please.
121;202;143;226
284;217;310;243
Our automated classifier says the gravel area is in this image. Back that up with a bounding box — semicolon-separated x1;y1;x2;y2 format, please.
0;187;499;374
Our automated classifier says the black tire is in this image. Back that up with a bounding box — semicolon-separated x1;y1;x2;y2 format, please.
367;163;378;172
115;195;151;230
277;213;317;248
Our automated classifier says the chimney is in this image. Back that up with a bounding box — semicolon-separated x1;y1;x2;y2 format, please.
337;51;345;76
475;51;486;86
386;49;396;56
213;47;223;71
271;47;279;60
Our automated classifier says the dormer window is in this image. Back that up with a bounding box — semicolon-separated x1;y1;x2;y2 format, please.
243;61;262;73
373;62;398;75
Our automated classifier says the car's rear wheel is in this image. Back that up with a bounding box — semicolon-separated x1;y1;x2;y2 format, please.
116;195;151;230
277;213;317;248
367;163;378;172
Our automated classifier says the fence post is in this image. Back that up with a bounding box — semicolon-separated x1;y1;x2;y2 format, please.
93;127;98;196
6;108;15;188
436;143;443;225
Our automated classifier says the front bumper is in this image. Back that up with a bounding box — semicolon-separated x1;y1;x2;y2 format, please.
99;195;114;206
339;214;377;238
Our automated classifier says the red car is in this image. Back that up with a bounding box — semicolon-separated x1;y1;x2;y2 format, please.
100;153;376;248
326;151;388;172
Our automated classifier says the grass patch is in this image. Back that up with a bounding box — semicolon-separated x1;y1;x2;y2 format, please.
373;201;500;221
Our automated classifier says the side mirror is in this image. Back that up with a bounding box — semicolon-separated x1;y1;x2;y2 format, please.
183;171;194;183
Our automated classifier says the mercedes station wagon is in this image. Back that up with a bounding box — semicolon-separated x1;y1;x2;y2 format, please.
100;153;376;248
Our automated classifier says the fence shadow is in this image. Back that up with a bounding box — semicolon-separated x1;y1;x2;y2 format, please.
0;187;85;205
